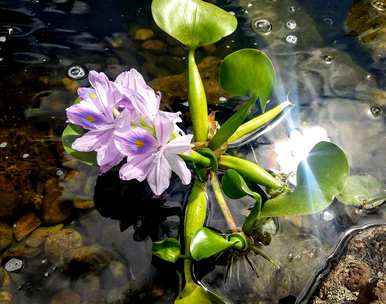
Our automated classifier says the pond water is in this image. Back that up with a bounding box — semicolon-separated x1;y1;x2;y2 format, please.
0;0;385;303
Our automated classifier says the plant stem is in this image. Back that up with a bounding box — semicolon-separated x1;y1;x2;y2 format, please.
188;48;209;142
219;155;282;190
228;100;292;143
210;172;238;233
179;151;211;167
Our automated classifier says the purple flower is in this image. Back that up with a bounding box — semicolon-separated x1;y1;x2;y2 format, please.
66;71;129;172
114;69;160;122
115;112;192;195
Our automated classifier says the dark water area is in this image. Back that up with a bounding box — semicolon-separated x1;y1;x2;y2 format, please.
0;0;385;303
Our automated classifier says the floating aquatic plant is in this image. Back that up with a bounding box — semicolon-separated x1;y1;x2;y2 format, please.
62;0;350;302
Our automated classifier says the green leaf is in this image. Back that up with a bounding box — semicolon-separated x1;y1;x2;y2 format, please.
261;142;349;217
190;228;233;261
175;282;225;304
220;49;276;111
222;169;259;200
337;175;386;207
62;124;97;166
151;0;237;48
152;238;181;263
208;97;256;150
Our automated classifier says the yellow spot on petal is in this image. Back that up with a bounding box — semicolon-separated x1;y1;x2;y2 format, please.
89;93;97;100
135;140;145;148
85;115;95;122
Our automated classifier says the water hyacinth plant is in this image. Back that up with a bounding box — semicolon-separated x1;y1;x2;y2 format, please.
62;0;350;302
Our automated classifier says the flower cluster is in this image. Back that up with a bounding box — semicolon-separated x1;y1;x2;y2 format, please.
66;70;193;195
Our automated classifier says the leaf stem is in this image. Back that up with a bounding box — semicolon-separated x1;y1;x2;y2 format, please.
188;48;209;142
179;151;211;167
219;155;282;190
210;172;238;233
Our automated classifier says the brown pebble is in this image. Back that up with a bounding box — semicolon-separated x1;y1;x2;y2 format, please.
42;179;72;225
0;291;12;304
337;260;370;291
0;223;13;252
73;198;95;210
14;213;42;241
45;229;82;264
69;245;113;271
50;290;81;304
25;224;63;248
142;40;166;51
134;28;154;41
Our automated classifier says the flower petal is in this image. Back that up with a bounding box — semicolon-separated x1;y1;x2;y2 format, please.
164;134;193;155
114;127;157;156
154;112;174;145
66;99;109;130
165;154;191;185
72;129;110;152
119;154;155;182
96;137;124;172
147;153;172;195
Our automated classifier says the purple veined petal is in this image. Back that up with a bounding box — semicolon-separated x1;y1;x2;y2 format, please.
88;71;119;121
115;69;160;120
119;153;155;182
96;136;124;172
77;87;98;101
114;108;132;130
165;153;192;185
114;127;158;156
154;112;174;146
164;134;193;155
72;129;111;152
66;99;109;130
147;153;172;195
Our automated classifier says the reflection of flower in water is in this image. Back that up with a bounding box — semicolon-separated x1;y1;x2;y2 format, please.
274;126;330;184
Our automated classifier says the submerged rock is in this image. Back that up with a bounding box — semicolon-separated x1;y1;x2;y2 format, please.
45;228;83;264
50;290;81;304
0;223;13;253
13;212;42;241
310;225;386;303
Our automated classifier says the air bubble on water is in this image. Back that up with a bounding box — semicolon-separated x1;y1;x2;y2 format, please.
56;169;64;177
247;3;253;7
323;55;334;64
369;105;383;118
41;258;48;264
67;65;86;80
22;153;30;159
226;45;230;48
0;36;6;42
0;142;7;148
371;0;386;12
0;58;4;62
289;6;296;13
229;11;236;16
285;34;298;44
286;19;297;30
219;96;227;102
252;19;272;35
323;17;334;26
366;74;373;80
322;210;335;221
5;258;23;272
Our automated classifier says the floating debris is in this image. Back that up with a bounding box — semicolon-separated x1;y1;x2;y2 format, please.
323;55;334;64
5;258;23;272
371;0;386;12
285;34;298;44
286;19;297;30
252;19;272;35
67;65;86;80
56;169;64;177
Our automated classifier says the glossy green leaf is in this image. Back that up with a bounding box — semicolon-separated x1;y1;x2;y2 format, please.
190;228;232;261
62;124;97;166
261;141;349;217
152;238;181;263
175;282;225;304
222;169;260;200
337;175;386;207
208;97;256;150
220;49;276;111
151;0;237;48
